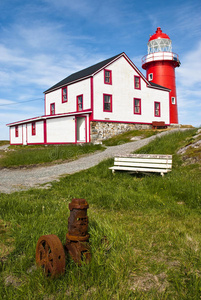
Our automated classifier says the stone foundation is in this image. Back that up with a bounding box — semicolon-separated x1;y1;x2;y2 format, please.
90;121;152;143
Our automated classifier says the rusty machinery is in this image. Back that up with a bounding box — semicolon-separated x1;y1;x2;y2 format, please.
35;198;91;277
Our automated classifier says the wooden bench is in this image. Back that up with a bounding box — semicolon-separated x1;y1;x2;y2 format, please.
109;154;172;176
152;121;167;129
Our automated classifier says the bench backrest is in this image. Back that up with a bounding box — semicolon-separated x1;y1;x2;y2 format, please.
114;154;172;171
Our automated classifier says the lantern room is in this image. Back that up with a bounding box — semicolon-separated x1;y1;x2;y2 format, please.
148;27;172;54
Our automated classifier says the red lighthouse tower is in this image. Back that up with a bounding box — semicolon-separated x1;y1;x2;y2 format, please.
142;27;180;124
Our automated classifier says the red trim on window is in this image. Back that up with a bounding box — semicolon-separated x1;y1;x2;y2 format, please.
15;125;19;137
154;101;161;117
103;94;112;112
32;122;36;135
62;86;68;103
50;103;55;115
134;75;141;89
134;98;141;115
104;69;112;85
77;94;83;111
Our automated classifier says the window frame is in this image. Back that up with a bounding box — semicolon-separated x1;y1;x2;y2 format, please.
133;98;141;115
15;125;19;137
32;122;36;136
77;94;83;111
104;69;112;85
171;97;176;105
103;94;112;112
62;86;68;103
134;76;141;90
154;101;161;117
50;103;55;115
148;73;153;81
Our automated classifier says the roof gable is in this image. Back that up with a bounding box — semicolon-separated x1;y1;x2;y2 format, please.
44;53;124;93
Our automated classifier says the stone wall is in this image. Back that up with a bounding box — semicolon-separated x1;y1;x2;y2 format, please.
90;121;152;143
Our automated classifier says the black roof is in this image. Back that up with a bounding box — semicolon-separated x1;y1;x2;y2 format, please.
149;81;170;91
45;53;123;93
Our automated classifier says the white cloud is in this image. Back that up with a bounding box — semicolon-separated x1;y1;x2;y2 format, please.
0;99;15;105
176;40;201;126
177;41;201;87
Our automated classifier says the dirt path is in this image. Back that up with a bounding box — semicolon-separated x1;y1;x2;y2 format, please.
0;129;188;193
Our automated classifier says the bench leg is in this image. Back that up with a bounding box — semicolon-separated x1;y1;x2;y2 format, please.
112;169;115;174
161;172;164;177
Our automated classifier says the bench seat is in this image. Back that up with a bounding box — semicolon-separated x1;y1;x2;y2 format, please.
152;121;167;129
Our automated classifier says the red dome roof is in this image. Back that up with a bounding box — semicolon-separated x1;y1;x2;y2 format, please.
148;27;170;42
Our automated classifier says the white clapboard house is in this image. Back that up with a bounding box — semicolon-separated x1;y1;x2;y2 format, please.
7;52;170;145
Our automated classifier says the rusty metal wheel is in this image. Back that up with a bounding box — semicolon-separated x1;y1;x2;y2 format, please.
36;234;65;277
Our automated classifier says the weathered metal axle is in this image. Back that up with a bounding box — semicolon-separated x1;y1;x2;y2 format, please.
65;198;91;264
35;198;90;277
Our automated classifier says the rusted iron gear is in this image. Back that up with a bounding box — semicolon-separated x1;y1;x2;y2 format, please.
65;239;91;265
36;234;65;277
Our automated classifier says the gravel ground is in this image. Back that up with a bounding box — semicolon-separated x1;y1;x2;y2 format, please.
0;129;188;194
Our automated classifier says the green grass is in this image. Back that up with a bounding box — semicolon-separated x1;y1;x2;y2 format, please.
0;143;104;168
0;129;201;299
134;129;198;155
102;129;159;146
0;140;9;146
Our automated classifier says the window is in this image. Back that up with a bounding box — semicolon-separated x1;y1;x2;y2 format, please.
103;94;112;112
134;98;141;114
154;102;160;117
148;73;153;81
77;95;83;111
32;122;36;135
50;103;55;115
15;126;18;137
62;86;68;103
171;97;176;105
104;69;112;84
134;76;141;89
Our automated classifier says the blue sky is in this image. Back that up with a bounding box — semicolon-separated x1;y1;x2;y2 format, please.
0;0;201;140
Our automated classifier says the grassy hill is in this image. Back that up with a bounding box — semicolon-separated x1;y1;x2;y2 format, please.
0;129;201;299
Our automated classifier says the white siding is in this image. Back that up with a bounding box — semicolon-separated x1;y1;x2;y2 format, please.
45;78;91;115
27;121;44;144
10;125;23;145
93;56;169;124
46;116;75;143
